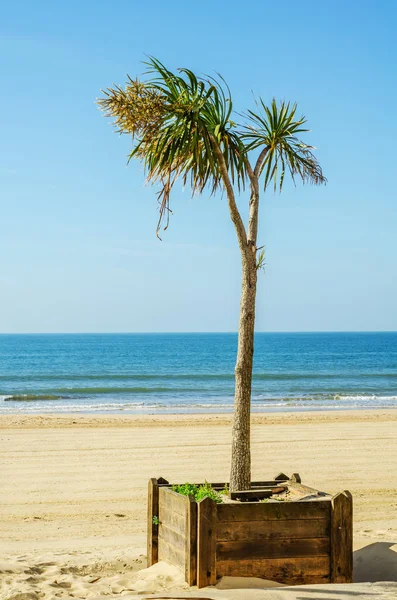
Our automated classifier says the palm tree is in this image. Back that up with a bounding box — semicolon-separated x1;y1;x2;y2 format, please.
98;58;326;491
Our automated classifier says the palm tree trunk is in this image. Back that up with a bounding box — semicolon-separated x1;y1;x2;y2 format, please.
230;251;257;491
210;139;260;492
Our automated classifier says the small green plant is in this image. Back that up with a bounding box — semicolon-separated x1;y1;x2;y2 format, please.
172;481;223;503
256;247;266;271
220;483;229;496
152;515;160;525
171;483;198;497
195;482;223;503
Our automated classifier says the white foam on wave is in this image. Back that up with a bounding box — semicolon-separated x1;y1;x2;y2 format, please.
336;394;397;399
1;393;397;414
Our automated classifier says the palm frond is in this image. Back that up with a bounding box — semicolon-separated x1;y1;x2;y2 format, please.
98;57;246;236
241;98;326;191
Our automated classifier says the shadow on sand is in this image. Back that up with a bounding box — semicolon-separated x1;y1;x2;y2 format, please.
354;541;397;582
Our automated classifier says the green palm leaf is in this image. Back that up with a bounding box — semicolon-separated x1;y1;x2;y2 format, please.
241;98;326;191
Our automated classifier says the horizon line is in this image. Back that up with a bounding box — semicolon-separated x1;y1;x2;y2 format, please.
0;330;396;335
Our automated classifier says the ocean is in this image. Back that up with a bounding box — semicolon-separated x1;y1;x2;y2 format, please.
0;332;396;414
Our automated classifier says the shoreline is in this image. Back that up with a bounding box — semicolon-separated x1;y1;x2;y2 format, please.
1;407;397;428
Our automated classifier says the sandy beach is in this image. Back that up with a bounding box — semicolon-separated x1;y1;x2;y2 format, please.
1;409;397;599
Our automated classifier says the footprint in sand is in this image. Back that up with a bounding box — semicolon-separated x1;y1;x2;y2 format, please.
24;567;44;575
24;576;42;584
7;594;40;600
49;581;72;589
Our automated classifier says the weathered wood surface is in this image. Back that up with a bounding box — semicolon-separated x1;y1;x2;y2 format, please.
157;477;170;485
217;537;330;560
185;495;197;586
216;556;331;584
147;478;159;566
288;481;330;497
275;472;290;481
229;486;287;501
158;537;185;569
159;523;186;551
158;480;289;489
157;486;197;586
159;486;188;516
250;480;289;487
159;505;186;534
331;491;353;583
197;497;217;588
217;517;330;541
217;499;331;522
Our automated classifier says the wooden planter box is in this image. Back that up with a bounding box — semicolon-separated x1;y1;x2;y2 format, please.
147;474;352;588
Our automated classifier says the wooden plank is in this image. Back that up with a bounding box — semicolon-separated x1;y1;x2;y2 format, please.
251;480;289;487
216;556;330;584
147;478;159;566
159;523;186;552
288;481;329;497
159;505;186;535
158;537;185;569
331;491;353;583
197;497;217;588
159;480;289;489
249;480;289;487
275;472;290;481
217;499;331;522
230;490;272;500
217;537;330;560
230;487;287;501
217;518;330;542
244;484;288;489
185;495;197;586
157;477;169;485
159;487;187;516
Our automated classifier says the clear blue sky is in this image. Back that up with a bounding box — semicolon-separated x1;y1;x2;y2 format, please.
1;0;396;333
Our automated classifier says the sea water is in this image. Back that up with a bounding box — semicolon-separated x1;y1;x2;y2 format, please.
0;332;396;413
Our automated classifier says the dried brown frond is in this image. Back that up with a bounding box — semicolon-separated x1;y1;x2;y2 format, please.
97;77;166;141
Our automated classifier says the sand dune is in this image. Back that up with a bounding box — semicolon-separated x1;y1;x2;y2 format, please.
1;410;397;599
